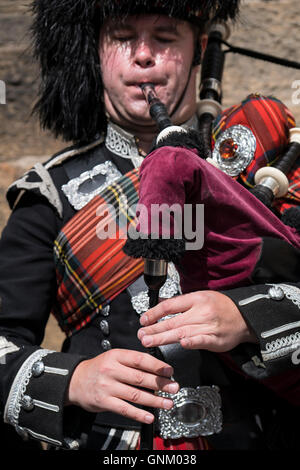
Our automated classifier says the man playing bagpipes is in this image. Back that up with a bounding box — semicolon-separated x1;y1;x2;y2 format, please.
0;0;300;451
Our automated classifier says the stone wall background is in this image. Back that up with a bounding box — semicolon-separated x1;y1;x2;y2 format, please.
0;0;299;349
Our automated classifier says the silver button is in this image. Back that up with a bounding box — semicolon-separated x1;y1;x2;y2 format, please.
267;286;285;301
101;305;110;316
100;319;110;336
21;395;34;411
64;437;80;450
31;360;45;377
101;339;112;351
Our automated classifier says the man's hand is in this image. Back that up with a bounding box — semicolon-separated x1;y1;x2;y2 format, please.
138;291;257;352
66;349;179;424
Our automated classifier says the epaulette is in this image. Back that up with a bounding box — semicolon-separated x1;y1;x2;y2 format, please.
6;137;104;218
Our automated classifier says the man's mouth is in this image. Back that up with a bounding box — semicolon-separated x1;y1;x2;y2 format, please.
127;78;165;88
132;82;163;95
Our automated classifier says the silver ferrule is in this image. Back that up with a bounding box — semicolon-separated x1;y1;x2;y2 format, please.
259;176;279;196
144;259;168;277
199;78;222;98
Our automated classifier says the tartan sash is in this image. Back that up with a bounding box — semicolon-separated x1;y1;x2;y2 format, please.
52;168;144;336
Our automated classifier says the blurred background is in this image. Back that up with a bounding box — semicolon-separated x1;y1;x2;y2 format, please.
0;0;299;350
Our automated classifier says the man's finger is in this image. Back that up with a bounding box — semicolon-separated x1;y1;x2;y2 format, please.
117;349;174;377
139;325;198;348
114;383;175;410
140;294;193;326
105;396;155;424
180;334;219;352
137;312;187;338
113;363;179;394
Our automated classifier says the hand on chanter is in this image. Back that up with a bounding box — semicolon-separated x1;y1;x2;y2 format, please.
66;349;179;424
137;291;257;353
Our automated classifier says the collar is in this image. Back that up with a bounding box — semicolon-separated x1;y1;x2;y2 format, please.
105;115;199;168
105;121;144;168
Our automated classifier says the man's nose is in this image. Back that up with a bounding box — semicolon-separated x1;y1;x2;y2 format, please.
133;41;155;68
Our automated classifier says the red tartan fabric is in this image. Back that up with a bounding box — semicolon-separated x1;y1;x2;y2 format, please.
152;436;211;450
136;435;211;450
212;93;300;214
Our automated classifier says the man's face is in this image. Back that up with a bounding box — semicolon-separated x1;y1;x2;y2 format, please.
99;15;202;131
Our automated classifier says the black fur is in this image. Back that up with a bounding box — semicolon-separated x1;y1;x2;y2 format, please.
281;207;300;233
153;129;206;157
30;0;240;143
123;237;186;263
98;0;240;24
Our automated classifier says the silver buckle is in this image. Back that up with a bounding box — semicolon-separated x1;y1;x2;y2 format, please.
157;385;222;439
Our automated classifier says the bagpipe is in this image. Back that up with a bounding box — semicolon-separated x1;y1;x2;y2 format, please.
123;21;300;449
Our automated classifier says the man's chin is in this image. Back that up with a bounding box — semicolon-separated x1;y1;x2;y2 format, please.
124;111;158;129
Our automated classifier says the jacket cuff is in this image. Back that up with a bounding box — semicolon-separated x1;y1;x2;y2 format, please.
4;349;88;448
223;282;300;378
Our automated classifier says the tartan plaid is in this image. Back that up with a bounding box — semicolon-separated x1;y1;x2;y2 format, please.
212;93;300;214
53;168;144;336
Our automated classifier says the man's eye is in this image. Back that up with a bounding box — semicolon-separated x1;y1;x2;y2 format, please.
114;35;133;42
156;36;176;43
